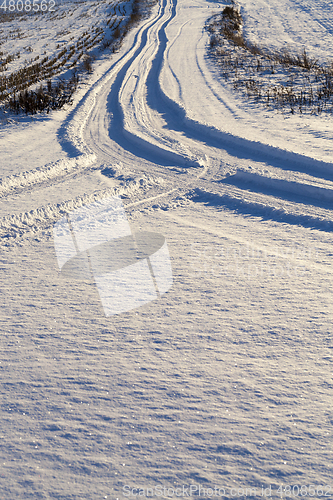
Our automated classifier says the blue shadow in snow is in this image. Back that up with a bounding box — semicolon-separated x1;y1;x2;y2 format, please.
191;188;333;233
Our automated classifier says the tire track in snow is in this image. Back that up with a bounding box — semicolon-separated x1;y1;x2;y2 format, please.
5;0;333;242
81;0;333;198
143;0;333;182
57;0;169;159
83;0;199;168
124;0;333;227
222;170;333;209
0;174;171;245
189;186;333;234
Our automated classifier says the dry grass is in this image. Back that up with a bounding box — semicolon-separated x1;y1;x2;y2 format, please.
1;0;158;115
8;75;79;114
207;5;333;115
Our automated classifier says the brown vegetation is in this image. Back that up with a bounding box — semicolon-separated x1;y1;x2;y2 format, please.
1;0;158;115
207;5;333;114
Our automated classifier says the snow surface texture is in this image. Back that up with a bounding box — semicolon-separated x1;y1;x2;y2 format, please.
1;0;333;498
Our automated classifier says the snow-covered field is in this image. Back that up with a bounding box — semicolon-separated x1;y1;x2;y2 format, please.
1;0;333;498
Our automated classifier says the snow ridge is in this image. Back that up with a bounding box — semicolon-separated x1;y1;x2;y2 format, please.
0;154;96;197
0;173;167;244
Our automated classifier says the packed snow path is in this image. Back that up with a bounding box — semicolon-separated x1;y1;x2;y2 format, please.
1;0;333;498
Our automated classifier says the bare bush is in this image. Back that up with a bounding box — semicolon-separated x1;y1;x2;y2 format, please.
8;73;79;114
83;54;93;73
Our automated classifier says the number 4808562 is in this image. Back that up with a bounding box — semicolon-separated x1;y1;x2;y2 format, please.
277;485;332;497
0;0;55;11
